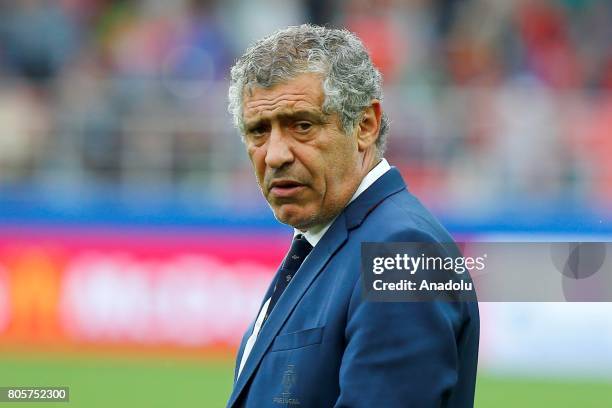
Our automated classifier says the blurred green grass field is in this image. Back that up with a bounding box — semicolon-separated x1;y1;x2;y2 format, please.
0;353;611;407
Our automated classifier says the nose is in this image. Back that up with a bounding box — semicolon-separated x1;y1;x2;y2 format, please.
265;126;294;169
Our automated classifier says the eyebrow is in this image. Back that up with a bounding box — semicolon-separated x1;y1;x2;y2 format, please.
244;110;328;131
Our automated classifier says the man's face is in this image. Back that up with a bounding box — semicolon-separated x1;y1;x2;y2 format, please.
242;73;363;230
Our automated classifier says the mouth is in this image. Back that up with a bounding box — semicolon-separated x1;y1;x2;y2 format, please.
268;179;306;198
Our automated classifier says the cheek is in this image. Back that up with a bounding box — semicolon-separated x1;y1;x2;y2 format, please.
248;146;266;175
326;139;356;171
323;139;358;188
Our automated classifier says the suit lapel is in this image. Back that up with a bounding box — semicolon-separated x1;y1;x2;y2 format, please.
233;266;280;382
227;214;348;407
233;321;253;382
343;167;406;230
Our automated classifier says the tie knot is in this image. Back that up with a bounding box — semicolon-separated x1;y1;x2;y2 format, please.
282;234;313;271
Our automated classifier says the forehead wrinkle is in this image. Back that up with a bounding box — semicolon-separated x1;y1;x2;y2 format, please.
244;97;320;121
242;73;326;124
245;92;313;110
243;107;324;128
245;99;303;115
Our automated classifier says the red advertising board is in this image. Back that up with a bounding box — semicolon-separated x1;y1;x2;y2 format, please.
0;227;288;355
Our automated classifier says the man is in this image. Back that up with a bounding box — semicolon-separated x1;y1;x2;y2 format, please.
226;24;479;407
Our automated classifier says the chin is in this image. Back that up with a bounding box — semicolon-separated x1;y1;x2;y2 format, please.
273;206;315;230
274;213;308;229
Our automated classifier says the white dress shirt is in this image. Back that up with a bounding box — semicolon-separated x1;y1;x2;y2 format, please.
237;158;391;377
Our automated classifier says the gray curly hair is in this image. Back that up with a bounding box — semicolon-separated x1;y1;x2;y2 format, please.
228;24;389;154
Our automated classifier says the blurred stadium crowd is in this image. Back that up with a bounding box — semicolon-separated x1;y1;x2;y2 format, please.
0;0;610;221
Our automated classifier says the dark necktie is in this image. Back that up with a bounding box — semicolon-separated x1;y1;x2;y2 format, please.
263;234;313;323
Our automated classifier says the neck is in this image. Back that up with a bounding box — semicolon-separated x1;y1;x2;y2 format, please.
359;148;379;179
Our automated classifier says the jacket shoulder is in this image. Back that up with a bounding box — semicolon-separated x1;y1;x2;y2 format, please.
353;188;455;244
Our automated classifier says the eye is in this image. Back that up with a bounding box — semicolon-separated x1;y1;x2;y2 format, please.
250;126;264;136
246;124;269;140
293;121;313;133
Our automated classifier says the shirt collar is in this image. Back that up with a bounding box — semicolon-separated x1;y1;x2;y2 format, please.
294;158;391;247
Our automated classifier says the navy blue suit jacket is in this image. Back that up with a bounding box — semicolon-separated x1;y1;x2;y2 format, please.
227;168;479;407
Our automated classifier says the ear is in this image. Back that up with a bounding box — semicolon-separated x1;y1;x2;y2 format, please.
356;99;382;152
